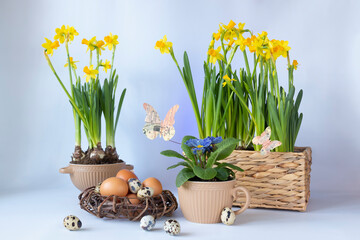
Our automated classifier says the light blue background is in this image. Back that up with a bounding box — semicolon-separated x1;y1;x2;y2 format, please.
0;0;359;194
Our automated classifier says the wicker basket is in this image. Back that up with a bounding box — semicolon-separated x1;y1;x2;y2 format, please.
222;147;312;211
79;187;178;221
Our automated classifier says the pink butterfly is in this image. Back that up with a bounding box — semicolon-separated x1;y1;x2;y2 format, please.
143;103;179;141
252;127;282;155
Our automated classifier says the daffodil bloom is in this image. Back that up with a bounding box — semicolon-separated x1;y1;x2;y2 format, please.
83;65;98;82
96;40;106;55
213;25;223;41
42;38;60;56
104;32;119;50
222;75;236;87
102;60;111;73
237;22;245;31
82;36;98;52
234;35;247;51
293;60;298;70
207;46;224;64
155;35;173;54
64;57;79;69
223;20;236;30
54;25;78;43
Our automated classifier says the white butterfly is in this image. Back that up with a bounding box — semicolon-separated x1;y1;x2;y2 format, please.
252;127;282;155
143;103;179;141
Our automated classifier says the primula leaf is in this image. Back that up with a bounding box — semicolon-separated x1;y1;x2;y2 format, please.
216;162;244;172
167;162;190;170
176;168;195;188
206;138;240;167
193;166;217;180
215;167;229;181
161;150;188;161
181;136;197;163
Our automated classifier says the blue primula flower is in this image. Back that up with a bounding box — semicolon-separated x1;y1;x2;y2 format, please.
206;136;223;144
185;138;212;154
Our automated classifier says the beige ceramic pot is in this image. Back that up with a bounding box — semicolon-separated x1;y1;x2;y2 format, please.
59;163;133;191
178;180;251;224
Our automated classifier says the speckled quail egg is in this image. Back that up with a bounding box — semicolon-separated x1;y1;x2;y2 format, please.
220;207;236;225
163;219;181;236
63;215;82;231
140;215;156;231
137;187;154;199
94;182;102;194
128;178;142;193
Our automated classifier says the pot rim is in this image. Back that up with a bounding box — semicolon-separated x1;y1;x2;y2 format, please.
68;162;126;167
183;179;236;184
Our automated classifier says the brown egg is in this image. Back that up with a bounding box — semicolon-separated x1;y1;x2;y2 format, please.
100;177;128;197
142;177;163;196
116;169;138;182
126;193;140;205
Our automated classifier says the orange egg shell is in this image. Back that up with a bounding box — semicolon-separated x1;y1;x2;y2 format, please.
116;169;138;182
142;177;163;196
126;193;140;205
100;177;128;197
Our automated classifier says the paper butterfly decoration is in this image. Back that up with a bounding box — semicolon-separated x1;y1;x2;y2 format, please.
252;127;282;155
143;103;179;141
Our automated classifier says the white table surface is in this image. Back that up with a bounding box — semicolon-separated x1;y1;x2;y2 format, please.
0;187;359;240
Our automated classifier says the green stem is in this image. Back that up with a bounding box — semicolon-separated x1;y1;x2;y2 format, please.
44;51;88;128
110;46;116;79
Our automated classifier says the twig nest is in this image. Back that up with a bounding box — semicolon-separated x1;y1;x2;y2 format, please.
63;215;82;231
220;207;236;225
163;219;181;236
140;215;156;231
137;187;154;199
128;178;142;193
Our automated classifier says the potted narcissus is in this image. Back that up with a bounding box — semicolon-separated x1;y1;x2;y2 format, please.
161;136;251;224
156;21;311;211
43;26;132;191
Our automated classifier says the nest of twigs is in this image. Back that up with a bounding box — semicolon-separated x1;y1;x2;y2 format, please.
79;187;178;221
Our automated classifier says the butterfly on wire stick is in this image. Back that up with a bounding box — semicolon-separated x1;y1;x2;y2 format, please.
143;103;179;141
252;127;282;155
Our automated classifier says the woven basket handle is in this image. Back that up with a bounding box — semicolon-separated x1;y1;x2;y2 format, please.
231;186;251;215
59;166;73;174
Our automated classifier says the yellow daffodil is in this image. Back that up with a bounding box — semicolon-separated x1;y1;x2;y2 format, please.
293;60;298;70
104;32;119;50
102;60;111;73
222;75;237;87
96;40;105;55
207;46;224;64
223;20;236;30
238;22;245;31
54;25;78;44
83;65;98;82
81;37;105;54
42;38;60;56
209;39;215;48
155;35;173;54
234;35;247;51
223;20;238;42
64;57;79;69
213;25;224;41
82;36;97;52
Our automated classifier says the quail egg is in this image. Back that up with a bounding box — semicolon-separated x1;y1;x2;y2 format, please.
137;187;154;199
163;219;181;236
128;178;142;193
140;215;156;231
94;182;102;194
220;207;236;225
63;215;82;231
